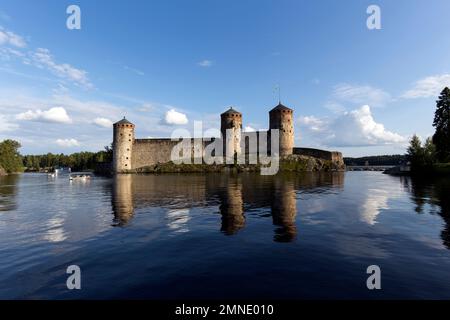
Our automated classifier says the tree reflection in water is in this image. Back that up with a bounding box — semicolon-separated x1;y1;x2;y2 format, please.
0;174;19;212
403;175;450;249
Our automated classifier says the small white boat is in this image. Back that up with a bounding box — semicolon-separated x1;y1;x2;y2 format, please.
48;173;56;178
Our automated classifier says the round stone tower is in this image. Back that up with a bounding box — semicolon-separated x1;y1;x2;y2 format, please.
269;103;294;156
220;107;242;160
113;117;134;173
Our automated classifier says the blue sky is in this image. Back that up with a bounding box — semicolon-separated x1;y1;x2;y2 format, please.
1;0;450;156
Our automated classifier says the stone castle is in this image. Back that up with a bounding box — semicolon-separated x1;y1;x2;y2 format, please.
112;103;343;173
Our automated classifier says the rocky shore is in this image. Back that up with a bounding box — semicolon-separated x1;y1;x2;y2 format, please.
121;154;346;174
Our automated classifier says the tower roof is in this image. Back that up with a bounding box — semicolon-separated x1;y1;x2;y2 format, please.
270;103;293;113
114;117;133;125
221;107;241;116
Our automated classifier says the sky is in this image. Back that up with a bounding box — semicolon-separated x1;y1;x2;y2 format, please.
1;0;450;157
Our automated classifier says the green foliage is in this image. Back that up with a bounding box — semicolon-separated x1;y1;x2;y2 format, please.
423;137;437;166
22;145;113;172
407;135;436;170
0;139;24;173
279;158;308;171
432;87;450;162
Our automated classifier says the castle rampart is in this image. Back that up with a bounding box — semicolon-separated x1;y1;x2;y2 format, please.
293;147;344;166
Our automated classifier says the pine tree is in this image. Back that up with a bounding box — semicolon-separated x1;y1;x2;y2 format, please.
432;87;450;162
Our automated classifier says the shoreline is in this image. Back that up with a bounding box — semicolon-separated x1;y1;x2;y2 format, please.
115;155;345;175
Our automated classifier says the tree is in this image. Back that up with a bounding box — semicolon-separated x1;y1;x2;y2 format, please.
433;87;450;162
407;135;436;170
407;134;424;170
423;137;436;167
0;140;23;173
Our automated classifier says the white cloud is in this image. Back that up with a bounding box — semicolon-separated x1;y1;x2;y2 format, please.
0;26;26;48
332;83;391;107
0;115;18;132
401;74;450;99
0;26;92;88
163;109;188;125
50;95;124;119
300;105;406;147
197;60;213;67
243;126;256;132
93;117;113;128
31;48;92;88
0;90;171;153
298;116;325;132
16;107;72;124
0;47;25;61
56;138;80;147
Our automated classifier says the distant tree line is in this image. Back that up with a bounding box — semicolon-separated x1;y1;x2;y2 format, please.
22;145;113;172
344;155;407;166
0;140;113;174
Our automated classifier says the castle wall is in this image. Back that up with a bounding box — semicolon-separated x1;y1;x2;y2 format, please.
132;139;179;169
131;138;216;169
128;140;345;170
293;147;344;164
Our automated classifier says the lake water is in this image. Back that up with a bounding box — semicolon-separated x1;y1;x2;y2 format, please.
1;171;450;299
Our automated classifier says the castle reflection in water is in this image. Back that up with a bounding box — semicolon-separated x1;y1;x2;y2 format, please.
112;173;345;242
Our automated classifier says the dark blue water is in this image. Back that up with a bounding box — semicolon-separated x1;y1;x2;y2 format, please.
1;172;450;299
